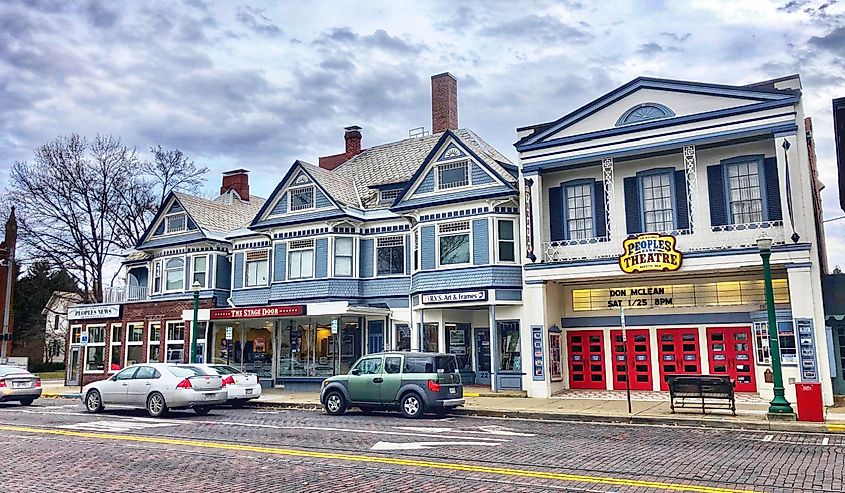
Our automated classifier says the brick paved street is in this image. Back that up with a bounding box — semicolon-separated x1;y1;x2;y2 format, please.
0;399;842;492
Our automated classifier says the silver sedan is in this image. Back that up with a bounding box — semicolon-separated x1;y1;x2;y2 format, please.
82;363;226;417
0;366;42;405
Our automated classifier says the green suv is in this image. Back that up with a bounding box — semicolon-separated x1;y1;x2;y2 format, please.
319;351;464;418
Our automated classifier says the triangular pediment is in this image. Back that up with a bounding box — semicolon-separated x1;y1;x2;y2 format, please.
137;193;202;249
251;161;344;227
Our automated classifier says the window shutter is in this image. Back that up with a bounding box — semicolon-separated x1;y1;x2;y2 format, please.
764;157;782;221
359;239;374;278
707;164;727;226
674;170;689;230
548;186;563;241
623;177;642;234
594;180;607;237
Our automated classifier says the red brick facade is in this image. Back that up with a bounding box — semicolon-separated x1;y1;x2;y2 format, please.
431;72;458;134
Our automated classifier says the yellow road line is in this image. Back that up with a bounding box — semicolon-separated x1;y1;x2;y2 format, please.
828;424;845;433
0;424;757;493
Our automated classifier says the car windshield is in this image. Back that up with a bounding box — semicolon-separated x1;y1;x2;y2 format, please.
0;366;28;377
435;355;458;373
209;366;242;375
169;366;205;377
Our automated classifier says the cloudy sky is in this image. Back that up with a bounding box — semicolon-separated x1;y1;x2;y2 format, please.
2;0;844;264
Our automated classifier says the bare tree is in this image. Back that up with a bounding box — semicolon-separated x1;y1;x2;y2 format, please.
145;146;208;206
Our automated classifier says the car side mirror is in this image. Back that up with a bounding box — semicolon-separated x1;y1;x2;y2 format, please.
351;369;360;376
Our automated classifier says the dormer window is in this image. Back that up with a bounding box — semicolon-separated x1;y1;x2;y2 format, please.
290;186;315;211
165;213;187;234
436;161;469;190
379;188;401;203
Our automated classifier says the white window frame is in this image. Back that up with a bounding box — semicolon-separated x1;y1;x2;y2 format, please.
147;321;161;363
333;237;354;277
108;323;122;373
435;160;471;191
191;254;210;289
70;324;82;346
495;218;517;263
375;235;405;277
413;229;420;272
289;185;316;212
125;322;144;367
164;212;188;234
437;220;472;268
288;239;315;280
165;321;186;364
83;324;107;373
244;249;270;287
753;321;798;366
152;260;162;294
164;256;185;293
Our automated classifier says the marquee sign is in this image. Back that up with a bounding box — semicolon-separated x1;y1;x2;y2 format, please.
210;305;306;320
422;290;488;304
68;304;121;320
619;233;683;274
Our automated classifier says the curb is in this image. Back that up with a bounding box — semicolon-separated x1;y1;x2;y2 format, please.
42;392;81;400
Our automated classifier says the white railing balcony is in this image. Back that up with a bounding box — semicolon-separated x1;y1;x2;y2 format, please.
126;285;148;301
542;236;617;263
100;285;148;304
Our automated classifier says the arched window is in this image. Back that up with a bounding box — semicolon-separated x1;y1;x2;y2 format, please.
615;103;675;126
165;257;185;291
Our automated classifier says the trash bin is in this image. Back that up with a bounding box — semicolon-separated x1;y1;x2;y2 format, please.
795;382;824;422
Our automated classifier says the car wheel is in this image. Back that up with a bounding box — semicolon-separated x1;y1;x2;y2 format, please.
230;400;245;409
193;405;211;416
20;398;35;406
85;390;104;413
324;390;347;416
400;392;424;419
146;392;168;418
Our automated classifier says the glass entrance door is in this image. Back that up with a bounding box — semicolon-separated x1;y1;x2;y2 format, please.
367;321;384;354
706;326;756;392
474;328;491;385
68;347;80;386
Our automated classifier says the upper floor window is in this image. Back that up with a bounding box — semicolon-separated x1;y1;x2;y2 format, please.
290;186;315;211
288;239;314;280
165;213;187;234
497;219;516;262
436;161;469;190
615;102;675;126
376;236;405;276
152;261;162;293
334;237;353;277
727;161;763;224
245;250;269;287
379;189;401;203
564;183;594;240
438;221;471;266
640;172;675;232
192;255;208;288
164;258;184;291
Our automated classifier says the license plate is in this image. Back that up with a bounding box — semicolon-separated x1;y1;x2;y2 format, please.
12;381;29;389
245;389;253;395
449;387;456;394
204;393;217;399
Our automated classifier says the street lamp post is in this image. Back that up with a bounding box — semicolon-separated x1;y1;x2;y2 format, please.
190;281;201;364
757;235;795;416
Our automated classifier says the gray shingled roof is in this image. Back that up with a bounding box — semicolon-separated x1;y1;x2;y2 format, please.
331;128;514;208
174;191;266;235
299;161;362;208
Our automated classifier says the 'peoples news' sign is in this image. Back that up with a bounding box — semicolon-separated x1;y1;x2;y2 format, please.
210;305;305;320
619;233;683;274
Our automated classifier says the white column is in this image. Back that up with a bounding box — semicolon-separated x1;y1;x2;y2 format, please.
603;327;614;390
411;308;421;351
602;157;615;240
788;266;835;405
683;145;700;233
523;282;551;398
648;327;660;391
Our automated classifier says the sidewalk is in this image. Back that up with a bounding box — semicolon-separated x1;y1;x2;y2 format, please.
41;384;845;433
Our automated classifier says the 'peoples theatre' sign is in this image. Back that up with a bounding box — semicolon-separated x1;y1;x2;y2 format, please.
619;233;683;274
210;305;305;320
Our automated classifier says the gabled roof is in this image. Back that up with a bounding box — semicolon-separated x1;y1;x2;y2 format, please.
515;76;799;149
299;162;361;207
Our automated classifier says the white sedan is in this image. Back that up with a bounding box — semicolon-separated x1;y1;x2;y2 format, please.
182;364;262;407
82;363;227;417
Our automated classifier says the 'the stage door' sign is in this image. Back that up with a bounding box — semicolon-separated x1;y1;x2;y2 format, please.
210;305;306;320
619;233;683;274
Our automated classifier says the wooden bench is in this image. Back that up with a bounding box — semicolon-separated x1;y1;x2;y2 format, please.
667;375;736;416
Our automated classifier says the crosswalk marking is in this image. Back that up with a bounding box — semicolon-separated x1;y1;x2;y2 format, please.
59;419;178;433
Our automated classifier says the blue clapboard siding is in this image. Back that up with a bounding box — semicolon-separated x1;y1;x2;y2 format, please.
315;238;328;278
623;177;642;234
411;265;521;294
472;218;489;265
415;170;435;195
273;243;286;282
271;192;288;215
764;157;782;221
316;189;332;208
674;170;689;230
360;239;374;278
216;255;231;289
397;184;514;210
233;252;244;289
593;181;607;238
421;226;435;270
183;256;190;291
495;289;523;301
404;234;411;274
265;278;411;302
471;163;495;185
231;287;271;306
548;186;563;241
707;164;727;226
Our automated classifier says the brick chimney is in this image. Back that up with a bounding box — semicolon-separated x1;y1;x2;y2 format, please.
319;126;365;170
221;169;250;201
431;72;458;134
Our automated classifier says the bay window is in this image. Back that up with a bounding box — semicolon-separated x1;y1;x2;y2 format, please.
288;239;315;279
334;237;353;277
245;250;269;287
192;255;209;288
438;221;470;266
165;257;184;291
376;236;404;276
497;219;516;262
152;260;162;294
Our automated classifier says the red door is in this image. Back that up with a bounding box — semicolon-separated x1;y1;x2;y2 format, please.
567;330;606;389
610;329;652;391
706;327;756;392
657;328;701;391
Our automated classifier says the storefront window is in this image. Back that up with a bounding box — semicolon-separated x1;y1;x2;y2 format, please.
446;323;472;370
85;346;105;372
166;321;185;364
340;320;362;374
126;345;144;366
110;323;122;371
423;323;439;352
754;321;798;365
499;321;521;371
276;319;356;377
397;324;411;351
